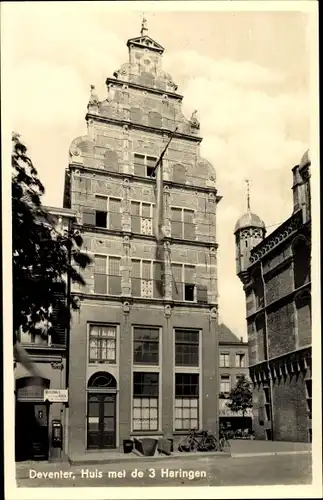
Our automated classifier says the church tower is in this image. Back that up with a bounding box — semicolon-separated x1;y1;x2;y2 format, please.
234;181;266;284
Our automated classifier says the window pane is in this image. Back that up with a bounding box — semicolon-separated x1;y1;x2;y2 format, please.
94;255;107;274
142;261;151;279
183;209;194;223
94;195;107;211
142;203;151;218
175;374;199;397
131;260;141;278
109;198;122;230
94;274;107;294
184;265;195;283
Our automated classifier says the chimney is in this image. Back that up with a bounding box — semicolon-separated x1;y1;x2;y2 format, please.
240;337;243;343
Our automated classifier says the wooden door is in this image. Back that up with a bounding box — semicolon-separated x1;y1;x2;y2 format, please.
87;393;116;449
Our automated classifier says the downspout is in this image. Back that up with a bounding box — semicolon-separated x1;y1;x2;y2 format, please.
260;260;274;440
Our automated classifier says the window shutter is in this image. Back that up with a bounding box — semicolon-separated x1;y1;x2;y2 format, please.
196;285;208;304
51;282;67;345
82;207;96;226
109;198;122;230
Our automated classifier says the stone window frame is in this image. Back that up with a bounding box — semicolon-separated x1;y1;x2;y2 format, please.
171;262;197;302
130;199;155;235
93;253;122;296
87;323;118;365
130;258;163;299
133;152;158;178
93;194;122;230
170;205;196;240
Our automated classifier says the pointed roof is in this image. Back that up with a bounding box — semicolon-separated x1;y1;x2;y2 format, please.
218;323;243;343
127;35;164;54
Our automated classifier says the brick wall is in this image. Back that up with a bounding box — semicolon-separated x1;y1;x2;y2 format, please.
267;302;296;358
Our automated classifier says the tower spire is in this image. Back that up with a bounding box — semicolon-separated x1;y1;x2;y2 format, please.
245;179;251;211
141;14;148;36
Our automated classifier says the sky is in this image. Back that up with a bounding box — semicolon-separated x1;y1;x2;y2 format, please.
3;1;313;339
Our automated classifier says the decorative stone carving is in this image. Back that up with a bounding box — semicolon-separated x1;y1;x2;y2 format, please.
210;307;217;320
250;211;302;264
88;85;99;106
71;148;81;157
190;110;200;130
164;304;172;318
123;301;130;314
51;361;63;370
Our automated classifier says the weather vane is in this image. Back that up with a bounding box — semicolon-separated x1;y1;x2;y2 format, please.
245;179;251;211
141;14;148;36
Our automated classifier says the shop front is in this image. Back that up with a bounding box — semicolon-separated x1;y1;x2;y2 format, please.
219;399;253;435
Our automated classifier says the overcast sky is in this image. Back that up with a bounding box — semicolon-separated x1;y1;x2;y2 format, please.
4;1;313;338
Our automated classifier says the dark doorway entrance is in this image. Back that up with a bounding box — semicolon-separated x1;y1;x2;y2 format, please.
15;402;49;461
87;393;116;449
15;376;50;461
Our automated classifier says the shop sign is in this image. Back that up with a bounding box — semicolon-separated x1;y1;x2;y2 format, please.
219;399;252;417
44;389;68;402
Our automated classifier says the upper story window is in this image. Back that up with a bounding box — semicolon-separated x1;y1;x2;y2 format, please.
235;353;246;368
131;201;154;235
220;353;230;368
172;264;195;302
175;329;199;367
171;208;195;240
94;255;121;295
94;196;122;230
131;259;162;299
134;154;157;178
88;324;117;364
133;327;159;365
220;375;231;395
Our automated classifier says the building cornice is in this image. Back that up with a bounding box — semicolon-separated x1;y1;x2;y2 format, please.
71;292;217;309
69;164;218;195
105;77;183;101
248;210;305;266
85;113;202;144
74;224;218;249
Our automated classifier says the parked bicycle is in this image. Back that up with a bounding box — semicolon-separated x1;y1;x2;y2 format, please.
178;428;219;452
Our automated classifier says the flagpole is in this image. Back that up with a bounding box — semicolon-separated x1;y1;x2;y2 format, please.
152;126;178;176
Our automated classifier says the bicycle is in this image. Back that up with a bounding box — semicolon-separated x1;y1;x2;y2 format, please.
178;428;218;452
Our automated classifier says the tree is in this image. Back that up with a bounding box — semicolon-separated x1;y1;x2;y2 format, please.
226;374;253;421
12;132;91;377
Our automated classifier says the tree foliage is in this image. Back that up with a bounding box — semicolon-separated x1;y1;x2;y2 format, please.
12;132;91;345
226;374;253;417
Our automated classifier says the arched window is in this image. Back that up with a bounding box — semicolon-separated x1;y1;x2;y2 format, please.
130;107;143;124
87;372;117;389
103;150;120;173
148;111;162;129
16;377;50;401
292;237;310;289
172;164;186;184
295;291;311;346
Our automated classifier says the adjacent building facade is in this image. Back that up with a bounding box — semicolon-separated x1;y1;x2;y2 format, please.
14;206;75;461
218;324;251;430
235;151;311;442
63;26;221;456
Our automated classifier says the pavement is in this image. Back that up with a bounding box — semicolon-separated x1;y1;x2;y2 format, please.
14;439;312;481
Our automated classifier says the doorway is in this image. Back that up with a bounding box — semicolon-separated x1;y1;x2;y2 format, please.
87;393;116;449
15;377;50;461
87;372;117;450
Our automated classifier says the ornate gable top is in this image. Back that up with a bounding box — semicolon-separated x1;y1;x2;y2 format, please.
127;35;164;54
